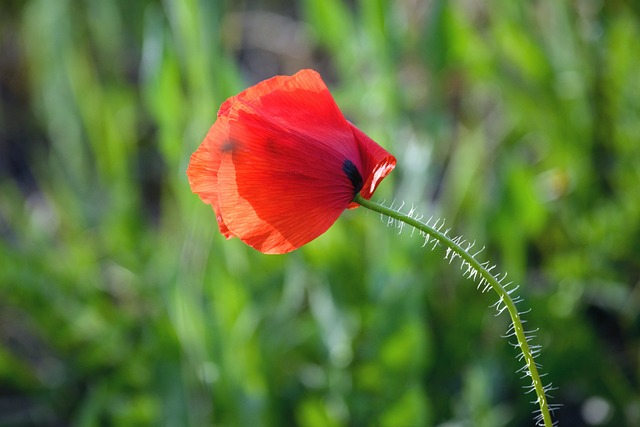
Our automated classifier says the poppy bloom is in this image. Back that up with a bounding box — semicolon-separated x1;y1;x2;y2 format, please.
187;69;396;254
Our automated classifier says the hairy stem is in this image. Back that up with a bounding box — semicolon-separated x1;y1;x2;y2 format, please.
354;194;553;427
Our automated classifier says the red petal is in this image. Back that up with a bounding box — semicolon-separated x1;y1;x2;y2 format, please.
186;117;233;238
218;108;357;254
187;69;396;254
347;122;396;208
222;70;326;111
224;70;350;149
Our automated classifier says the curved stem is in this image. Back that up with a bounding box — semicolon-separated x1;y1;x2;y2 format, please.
354;194;553;427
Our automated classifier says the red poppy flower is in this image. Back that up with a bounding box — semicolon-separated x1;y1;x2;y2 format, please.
187;69;396;254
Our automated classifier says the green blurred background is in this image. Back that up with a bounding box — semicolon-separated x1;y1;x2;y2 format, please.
1;0;639;425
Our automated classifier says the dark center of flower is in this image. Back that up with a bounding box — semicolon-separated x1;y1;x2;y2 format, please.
221;139;238;153
342;159;363;197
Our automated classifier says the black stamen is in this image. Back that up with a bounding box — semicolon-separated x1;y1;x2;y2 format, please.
342;159;363;196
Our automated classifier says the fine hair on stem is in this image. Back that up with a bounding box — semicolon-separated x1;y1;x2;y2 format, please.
354;194;557;427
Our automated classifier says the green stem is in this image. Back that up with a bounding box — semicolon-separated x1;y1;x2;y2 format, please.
354;194;553;427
